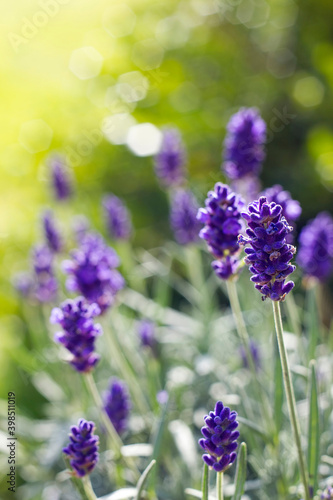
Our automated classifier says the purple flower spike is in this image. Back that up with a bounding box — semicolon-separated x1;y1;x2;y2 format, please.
49;155;73;201
170;189;200;245
137;319;158;356
62;232;125;314
197;183;244;280
297;212;333;282
51;296;102;373
32;245;58;302
42;210;63;253
199;401;239;473
154;128;187;187
239;196;296;301
239;339;261;371
223;107;266;180
63;419;99;477
103;378;131;435
102;194;132;241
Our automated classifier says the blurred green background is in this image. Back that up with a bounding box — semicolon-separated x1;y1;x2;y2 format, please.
1;0;333;445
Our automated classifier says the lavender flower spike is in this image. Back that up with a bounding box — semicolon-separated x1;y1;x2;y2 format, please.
32;244;58;302
42;210;63;253
199;401;239;473
62;232;125;314
170;189;200;245
63;419;99;477
261;184;302;223
51;297;102;373
49;155;73;201
239;196;296;301
103;378;131;435
197;183;244;280
154;128;186;187
297;212;333;282
137;319;158;356
102;194;132;240
223;107;266;180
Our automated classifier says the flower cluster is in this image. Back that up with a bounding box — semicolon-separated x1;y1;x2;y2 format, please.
170;189;200;245
103;378;131;435
51;297;102;373
223;107;266;180
63;419;99;477
154;128;186;187
197;183;244;280
297;212;333;282
261;185;301;223
42;210;63;253
102;194;132;240
199;401;239;472
320;486;333;499
239;197;296;301
62;232;125;313
32;244;58;302
49;155;73;201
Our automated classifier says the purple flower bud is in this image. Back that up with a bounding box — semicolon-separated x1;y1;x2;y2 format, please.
102;194;132;240
199;401;239;473
170;189;201;245
154;128;187;187
137;319;158;355
261;185;301;223
223;107;266;180
103;378;131;435
62;232;125;314
239;339;261;371
51;296;102;373
32;244;58;302
49;155;73;201
13;272;33;297
239;197;296;301
42;210;63;253
297;212;333;282
63;419;99;477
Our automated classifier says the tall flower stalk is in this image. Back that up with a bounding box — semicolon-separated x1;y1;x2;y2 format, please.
240;196;310;500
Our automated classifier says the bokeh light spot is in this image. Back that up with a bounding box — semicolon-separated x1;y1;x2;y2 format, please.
19;119;53;154
116;71;149;103
102;3;136;38
102;113;136;145
293;76;324;107
126;123;162;156
132;39;164;71
156;16;190;49
69;47;103;80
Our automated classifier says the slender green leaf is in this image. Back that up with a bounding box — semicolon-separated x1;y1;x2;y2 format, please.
201;463;209;500
308;361;320;495
274;335;284;436
232;442;247;500
135;459;156;500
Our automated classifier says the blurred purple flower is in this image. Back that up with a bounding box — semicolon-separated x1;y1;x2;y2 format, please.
320;486;333;499
49;155;73;201
62;232;125;314
199;401;239;472
137;319;158;356
197;183;244;280
13;272;33;298
239;339;261;371
72;215;90;243
261;185;301;223
154;128;186;187
32;244;58;302
103;378;131;435
50;296;102;373
102;194;132;240
239;197;296;301
223;107;266;180
42;209;63;253
297;212;333;282
170;189;200;245
63;419;99;477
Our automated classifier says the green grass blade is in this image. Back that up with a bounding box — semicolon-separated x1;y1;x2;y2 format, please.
202;463;209;500
135;459;156;500
308;360;320;496
274;335;284;437
232;442;247;500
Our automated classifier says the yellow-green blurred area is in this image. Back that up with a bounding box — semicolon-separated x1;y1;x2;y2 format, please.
1;0;333;384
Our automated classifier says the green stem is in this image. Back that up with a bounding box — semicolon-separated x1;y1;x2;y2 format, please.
272;301;310;500
202;463;209;500
216;472;223;500
82;476;97;500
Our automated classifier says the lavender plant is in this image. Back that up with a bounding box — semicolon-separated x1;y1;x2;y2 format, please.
102;194;132;241
154;128;187;187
